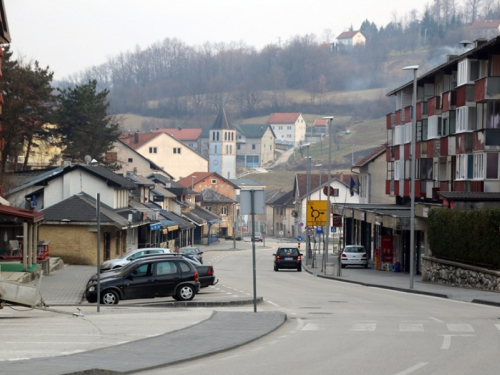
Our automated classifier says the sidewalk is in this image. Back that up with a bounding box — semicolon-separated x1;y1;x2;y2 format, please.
303;253;500;307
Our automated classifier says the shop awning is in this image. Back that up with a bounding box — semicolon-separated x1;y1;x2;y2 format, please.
160;219;178;231
150;222;162;231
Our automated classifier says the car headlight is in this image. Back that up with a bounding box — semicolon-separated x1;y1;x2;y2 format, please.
88;286;96;292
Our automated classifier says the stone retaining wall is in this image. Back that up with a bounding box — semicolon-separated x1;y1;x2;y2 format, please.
422;256;500;292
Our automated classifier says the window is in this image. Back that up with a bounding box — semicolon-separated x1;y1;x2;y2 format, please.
252;144;256;150
457;106;475;132
473;154;484;179
428;116;441;139
394;160;400;180
456;154;473;180
279;126;283;130
387;161;394;180
287;126;292;130
156;261;178;275
211;179;217;184
221;206;228;215
393;126;403;145
205;206;212;212
173;147;181;154
149;147;157;154
487;153;499;179
286;134;292;138
128;158;133;163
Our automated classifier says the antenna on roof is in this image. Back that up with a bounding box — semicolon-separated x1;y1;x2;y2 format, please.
459;40;472;48
84;155;91;165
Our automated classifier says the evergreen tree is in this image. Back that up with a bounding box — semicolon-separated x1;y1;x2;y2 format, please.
55;80;120;164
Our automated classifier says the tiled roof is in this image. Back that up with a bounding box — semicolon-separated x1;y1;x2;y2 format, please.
353;143;387;168
337;30;362;39
153;128;203;141
42;194;129;227
313;119;327;126
294;173;358;199
8;167;64;195
160;210;195;229
211;108;236;130
183;205;221;225
471;19;500;29
266;189;287;204
151;185;177;199
269;190;294;207
267;113;301;124
199;189;236;203
119;132;160;149
234;124;274;139
126;173;156;186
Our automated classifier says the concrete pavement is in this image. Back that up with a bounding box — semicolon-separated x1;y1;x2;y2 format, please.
2;237;500;374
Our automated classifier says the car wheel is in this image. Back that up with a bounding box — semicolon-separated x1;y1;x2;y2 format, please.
101;290;119;305
176;285;195;301
341;264;346;268
274;264;278;271
364;263;369;268
297;265;302;272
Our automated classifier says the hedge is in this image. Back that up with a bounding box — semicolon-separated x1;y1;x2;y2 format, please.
428;208;500;269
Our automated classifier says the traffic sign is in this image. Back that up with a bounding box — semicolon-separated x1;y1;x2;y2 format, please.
332;213;342;227
306;200;327;226
297;235;302;241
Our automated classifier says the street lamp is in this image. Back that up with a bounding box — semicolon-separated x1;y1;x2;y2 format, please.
302;143;312;264
315;163;323;200
403;65;418;289
323;116;334;272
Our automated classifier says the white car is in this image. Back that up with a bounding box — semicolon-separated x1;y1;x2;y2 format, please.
341;245;368;268
100;248;172;271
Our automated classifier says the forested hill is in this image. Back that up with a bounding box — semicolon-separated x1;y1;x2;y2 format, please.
59;5;498;124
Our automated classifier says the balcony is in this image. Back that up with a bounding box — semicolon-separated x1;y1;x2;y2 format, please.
474;76;500;102
395;110;402;126
473;129;500;150
404;106;411;123
456;133;474;154
442;91;457;112
440;137;448;156
456;84;475;107
386;113;395;129
427;96;442;116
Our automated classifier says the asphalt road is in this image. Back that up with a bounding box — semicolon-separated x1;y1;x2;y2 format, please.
142;242;500;375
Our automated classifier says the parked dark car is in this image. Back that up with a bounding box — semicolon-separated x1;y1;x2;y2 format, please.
273;247;302;272
85;255;200;305
178;247;203;263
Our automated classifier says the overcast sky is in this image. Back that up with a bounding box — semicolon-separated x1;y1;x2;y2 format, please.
7;0;428;80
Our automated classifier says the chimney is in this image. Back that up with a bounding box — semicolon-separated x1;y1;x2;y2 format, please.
134;131;139;144
474;38;487;48
447;54;458;62
178;125;182;131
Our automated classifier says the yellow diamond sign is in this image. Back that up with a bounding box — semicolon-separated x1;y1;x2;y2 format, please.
306;200;327;226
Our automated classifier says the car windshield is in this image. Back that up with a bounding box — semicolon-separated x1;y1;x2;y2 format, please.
117;259;142;275
344;247;365;253
278;248;299;256
254;232;261;236
180;248;197;255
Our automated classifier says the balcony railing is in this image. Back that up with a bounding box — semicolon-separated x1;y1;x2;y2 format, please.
442;91;457;112
474;76;500;102
456;83;475;107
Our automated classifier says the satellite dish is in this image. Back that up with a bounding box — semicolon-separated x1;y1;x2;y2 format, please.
84;155;92;164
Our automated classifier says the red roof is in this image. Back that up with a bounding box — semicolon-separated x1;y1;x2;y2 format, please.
153;128;202;141
353;143;387;168
313;119;327;126
267;113;301;124
471;20;500;29
119;132;161;149
294;173;358;199
337;30;362;39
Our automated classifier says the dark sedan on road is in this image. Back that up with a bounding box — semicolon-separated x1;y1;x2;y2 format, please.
273;247;302;272
178;247;203;263
85;255;200;305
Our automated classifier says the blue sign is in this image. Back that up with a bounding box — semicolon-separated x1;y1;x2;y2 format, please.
316;227;323;234
297;236;302;241
331;226;337;233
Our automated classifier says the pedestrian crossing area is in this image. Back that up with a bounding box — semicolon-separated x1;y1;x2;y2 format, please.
298;320;500;333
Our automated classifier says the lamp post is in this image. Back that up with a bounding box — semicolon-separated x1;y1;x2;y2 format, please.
315;164;323;200
323;116;334;271
403;65;418;289
302;143;312;264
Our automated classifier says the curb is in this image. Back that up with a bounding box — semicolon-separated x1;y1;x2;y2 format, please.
128;297;264;308
303;264;450;300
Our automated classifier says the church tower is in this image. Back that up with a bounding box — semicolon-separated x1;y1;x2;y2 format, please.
209;108;236;179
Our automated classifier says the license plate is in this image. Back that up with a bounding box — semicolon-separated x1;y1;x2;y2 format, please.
285;257;293;260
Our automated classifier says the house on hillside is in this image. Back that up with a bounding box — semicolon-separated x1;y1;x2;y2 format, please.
234;124;276;168
153;127;203;152
119;131;208;180
197;189;237;237
335;30;366;50
267;113;306;147
177;171;239;201
312;119;328;135
470;20;500;39
110;139;174;181
352;143;394;204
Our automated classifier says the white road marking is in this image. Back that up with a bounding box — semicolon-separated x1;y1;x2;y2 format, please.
220;355;241;361
399;323;424;332
447;324;474;332
495;324;500;331
295;318;306;331
302;323;319;331
441;335;452;350
250;347;264;352
265;300;280;307
429;317;444;323
394;362;428;375
351;323;376;331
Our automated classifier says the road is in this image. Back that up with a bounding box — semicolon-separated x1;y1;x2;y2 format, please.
143;239;500;375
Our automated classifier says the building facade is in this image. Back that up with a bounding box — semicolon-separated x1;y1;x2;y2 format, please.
209;109;236;179
267;113;306;146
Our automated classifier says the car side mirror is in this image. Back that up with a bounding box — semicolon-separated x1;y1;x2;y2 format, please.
299;253;303;256
199;252;203;255
272;253;276;256
126;274;134;280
